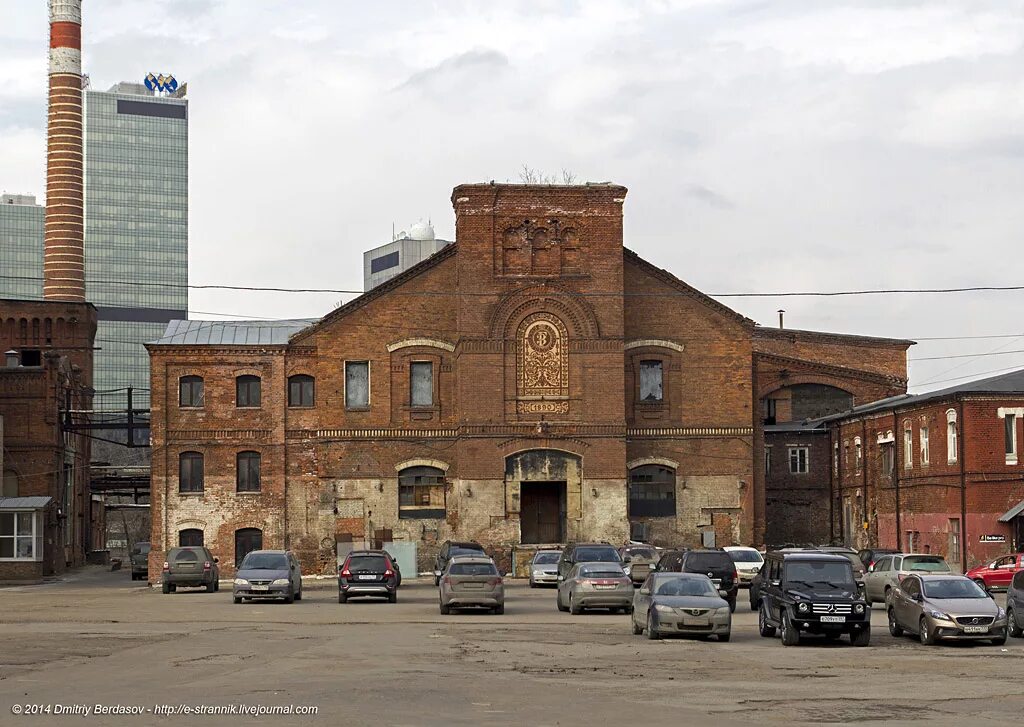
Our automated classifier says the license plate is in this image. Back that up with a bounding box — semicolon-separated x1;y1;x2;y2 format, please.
251;585;268;591
963;625;989;634
682;617;709;626
358;574;377;580
595;584;616;590
820;615;846;623
461;583;484;589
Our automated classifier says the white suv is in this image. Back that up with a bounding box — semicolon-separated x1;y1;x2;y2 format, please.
724;546;764;587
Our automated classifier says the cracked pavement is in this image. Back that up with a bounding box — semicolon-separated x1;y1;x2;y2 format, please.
0;566;1021;726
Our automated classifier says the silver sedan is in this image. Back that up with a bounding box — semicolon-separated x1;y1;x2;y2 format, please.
632;573;732;641
557;562;633;614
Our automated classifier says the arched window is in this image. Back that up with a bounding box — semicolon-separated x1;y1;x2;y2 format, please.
1;469;17;497
179;452;204;493
287;374;314;407
179;375;204;407
236;451;261;492
234;527;263;565
628;465;676;517
398;466;446;519
236;375;261;407
179;528;204;547
946;409;958;463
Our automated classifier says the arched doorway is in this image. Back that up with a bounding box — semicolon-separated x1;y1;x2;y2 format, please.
506;450;582;544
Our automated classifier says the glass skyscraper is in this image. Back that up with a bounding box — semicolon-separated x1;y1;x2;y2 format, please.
84;82;188;408
0;194;44;300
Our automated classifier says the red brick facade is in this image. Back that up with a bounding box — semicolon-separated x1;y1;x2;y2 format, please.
0;299;97;580
831;393;1024;569
146;184;911;578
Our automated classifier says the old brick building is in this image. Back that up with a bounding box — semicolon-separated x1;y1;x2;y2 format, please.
146;184;911;577
0;298;98;581
828;369;1024;569
754;328;913;546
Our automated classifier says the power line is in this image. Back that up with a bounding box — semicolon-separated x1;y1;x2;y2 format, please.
5;272;1024;298
909;348;1024;362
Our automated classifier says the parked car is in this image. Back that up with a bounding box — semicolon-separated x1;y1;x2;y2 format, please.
161;546;219;594
557;542;622;581
557;561;633;614
232;550;302;604
619;545;658;586
439;557;505;614
749;547;818;611
816;546;868;589
339;550;398;603
887;574;1007;645
631;572;731;641
129;541;150;581
857;547;900;570
1007;570;1024;638
724;546;764;588
433;541;487;586
529;550;562;588
863;553;952;605
757;551;870;646
965;553;1024;591
655;548;739;612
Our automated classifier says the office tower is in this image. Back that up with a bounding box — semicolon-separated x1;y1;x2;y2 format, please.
0;195;44;300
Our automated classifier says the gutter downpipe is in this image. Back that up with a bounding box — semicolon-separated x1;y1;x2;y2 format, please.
893;409;901;552
959;396;968;568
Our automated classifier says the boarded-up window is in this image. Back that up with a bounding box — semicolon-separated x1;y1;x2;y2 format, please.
346;361;369;408
628;465;676;517
410;362;433;407
639;360;663;402
398;466;445;519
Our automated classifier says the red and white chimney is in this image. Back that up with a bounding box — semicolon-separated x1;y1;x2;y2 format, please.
44;0;85;302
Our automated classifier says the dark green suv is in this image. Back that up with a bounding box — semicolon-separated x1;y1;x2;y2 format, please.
161;546;220;594
757;551;870;646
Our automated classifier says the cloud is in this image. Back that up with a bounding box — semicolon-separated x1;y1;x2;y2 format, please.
1;0;1023;389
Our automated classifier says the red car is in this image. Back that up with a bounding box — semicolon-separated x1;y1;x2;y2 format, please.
966;553;1024;590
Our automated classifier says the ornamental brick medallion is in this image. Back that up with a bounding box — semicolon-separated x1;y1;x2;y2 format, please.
517;312;569;414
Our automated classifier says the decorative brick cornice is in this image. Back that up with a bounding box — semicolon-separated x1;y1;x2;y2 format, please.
627;427;753;437
280;424;751;441
386;338;456;353
169;429;272;442
756;352;907;391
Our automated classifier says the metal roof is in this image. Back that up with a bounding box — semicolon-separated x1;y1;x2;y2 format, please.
149;319;319;346
820;367;1024;422
998;499;1024;523
0;496;53;510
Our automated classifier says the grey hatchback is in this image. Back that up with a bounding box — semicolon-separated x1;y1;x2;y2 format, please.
161;546;220;593
233;550;302;604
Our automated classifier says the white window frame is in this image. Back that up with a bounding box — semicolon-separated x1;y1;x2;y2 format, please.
854;437;862;471
998;408;1023;465
946;409;957;464
788;446;809;474
920;426;929;465
0;510;41;562
764;445;772;475
903;422;913;469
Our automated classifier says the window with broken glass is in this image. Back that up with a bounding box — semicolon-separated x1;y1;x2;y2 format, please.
398;466;446;519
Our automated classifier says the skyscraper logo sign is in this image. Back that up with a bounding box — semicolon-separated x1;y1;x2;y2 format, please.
144;73;178;93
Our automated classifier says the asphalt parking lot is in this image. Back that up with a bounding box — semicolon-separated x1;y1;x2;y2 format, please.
1;567;1022;727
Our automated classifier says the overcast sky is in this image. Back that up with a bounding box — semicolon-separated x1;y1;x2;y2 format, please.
2;0;1024;391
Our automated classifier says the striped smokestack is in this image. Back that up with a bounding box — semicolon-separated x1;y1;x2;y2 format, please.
44;0;85;301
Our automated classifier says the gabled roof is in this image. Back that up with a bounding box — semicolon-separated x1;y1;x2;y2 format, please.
821;367;1024;422
149;319;318;346
290;242;458;343
756;352;908;387
622;248;754;327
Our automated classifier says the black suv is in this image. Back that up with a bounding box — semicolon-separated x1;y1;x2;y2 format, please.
655;549;738;612
557;543;622;580
339;550;398;603
433;541;487;586
129;541;150;581
757;551;870;646
1008;570;1024;638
